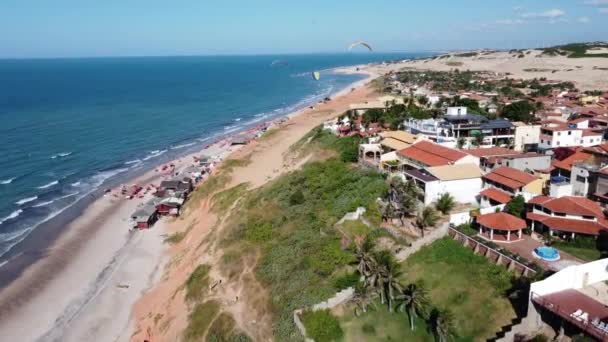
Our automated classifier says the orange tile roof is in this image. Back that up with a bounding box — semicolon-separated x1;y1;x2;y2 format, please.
551;151;591;171
584;143;608;155
477;212;527;231
582;129;602;137
541;196;604;218
466;147;520;158
528;195;552;205
479;188;512;204
527;212;608;235
482;167;538;190
397;141;469;167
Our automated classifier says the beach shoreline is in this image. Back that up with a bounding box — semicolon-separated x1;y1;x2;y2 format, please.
0;63;379;341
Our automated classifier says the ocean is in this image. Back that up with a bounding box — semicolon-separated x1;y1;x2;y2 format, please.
0;52;427;266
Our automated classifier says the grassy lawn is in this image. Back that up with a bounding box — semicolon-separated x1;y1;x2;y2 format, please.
340;302;432;341
339;238;516;341
553;243;601;262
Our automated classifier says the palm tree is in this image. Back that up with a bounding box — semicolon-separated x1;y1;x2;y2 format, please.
428;307;456;342
401;194;418;218
356;236;376;278
401;179;420;199
374;250;404;313
435;193;455;215
396;282;430;331
352;284;377;316
456;137;466;149
416;207;440;237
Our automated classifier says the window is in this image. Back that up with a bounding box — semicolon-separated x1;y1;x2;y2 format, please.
577;175;586;183
557;141;560;146
568;131;572;135
558;132;561;136
554;212;566;217
582;215;595;220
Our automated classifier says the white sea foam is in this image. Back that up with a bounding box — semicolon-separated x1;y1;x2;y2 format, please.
15;196;38;205
234;118;242;122
51;152;72;159
124;159;141;165
171;142;196;150
32;200;54;208
71;181;81;187
142;149;167;161
38;180;59;189
0;209;23;225
0;177;15;185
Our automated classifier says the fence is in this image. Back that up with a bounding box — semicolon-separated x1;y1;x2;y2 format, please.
449;228;537;277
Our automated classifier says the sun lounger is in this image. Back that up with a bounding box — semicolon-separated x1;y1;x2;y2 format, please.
571;309;583;319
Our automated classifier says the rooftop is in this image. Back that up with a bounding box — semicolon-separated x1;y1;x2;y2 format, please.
398;141;470;167
552;151;592;172
476;212;527;231
479;188;512;204
483;166;538;190
467;147;520;158
425;163;482;181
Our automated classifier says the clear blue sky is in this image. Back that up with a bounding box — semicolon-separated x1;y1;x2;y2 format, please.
1;0;607;58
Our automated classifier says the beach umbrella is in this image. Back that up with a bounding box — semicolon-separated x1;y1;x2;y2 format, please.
348;41;373;52
312;71;321;81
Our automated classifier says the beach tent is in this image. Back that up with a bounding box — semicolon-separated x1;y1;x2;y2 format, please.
312;71;320;81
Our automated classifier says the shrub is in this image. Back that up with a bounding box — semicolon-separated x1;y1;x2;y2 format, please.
301;309;343;342
183;300;220;341
333;272;360;290
185;264;211;302
505;195;526;218
435;193;455;215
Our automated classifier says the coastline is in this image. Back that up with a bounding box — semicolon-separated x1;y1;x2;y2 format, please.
0;64;378;341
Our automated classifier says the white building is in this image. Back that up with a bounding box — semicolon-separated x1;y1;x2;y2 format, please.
446;106;468;116
513;122;541;152
539;122;603;150
402;163;483;205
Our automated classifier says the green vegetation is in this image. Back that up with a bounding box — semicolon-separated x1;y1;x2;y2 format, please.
401;238;514;339
446;61;464;67
220;153;387;339
542;42;608;58
435;193;455;215
206;312;251;342
552;236;601;262
506;195;526;219
501;100;535;123
340;220;372;241
343;237;516;340
301;309;344;342
333;271;361;290
185;264;211;302
186;172;232;210
184;300;221;341
211;183;249;214
304;127;363;162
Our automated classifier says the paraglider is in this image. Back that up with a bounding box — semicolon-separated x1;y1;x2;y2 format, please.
348;41;373;52
270;59;289;67
312;71;320;81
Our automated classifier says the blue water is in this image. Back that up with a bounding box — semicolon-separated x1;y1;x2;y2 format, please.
0;53;427;258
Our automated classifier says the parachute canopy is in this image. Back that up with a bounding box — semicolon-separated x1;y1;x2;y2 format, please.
348;41;373;52
270;59;289;67
312;71;320;81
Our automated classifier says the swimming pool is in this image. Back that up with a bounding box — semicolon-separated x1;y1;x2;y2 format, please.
533;246;561;261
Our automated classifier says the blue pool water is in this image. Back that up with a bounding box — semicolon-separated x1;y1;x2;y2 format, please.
534;246;560;261
0;52;429;260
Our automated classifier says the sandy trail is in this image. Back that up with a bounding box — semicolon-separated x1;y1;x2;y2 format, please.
130;77;379;341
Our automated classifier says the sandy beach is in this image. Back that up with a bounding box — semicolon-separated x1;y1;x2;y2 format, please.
0;65;378;341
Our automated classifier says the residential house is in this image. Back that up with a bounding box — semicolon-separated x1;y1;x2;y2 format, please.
466;147;521;171
482;166;543;196
527;195;608;238
513;122;541;152
401;163;482;205
397;141;479;170
539;122;603;150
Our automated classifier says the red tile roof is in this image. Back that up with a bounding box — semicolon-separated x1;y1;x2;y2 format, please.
528;195;551;205
466;147;520;158
479;188;512;204
482;167;538;190
551;151;591;171
477;212;527;231
527;212;608;235
584;143;608;156
582;129;602;137
538;196;604;218
397;141;469;167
